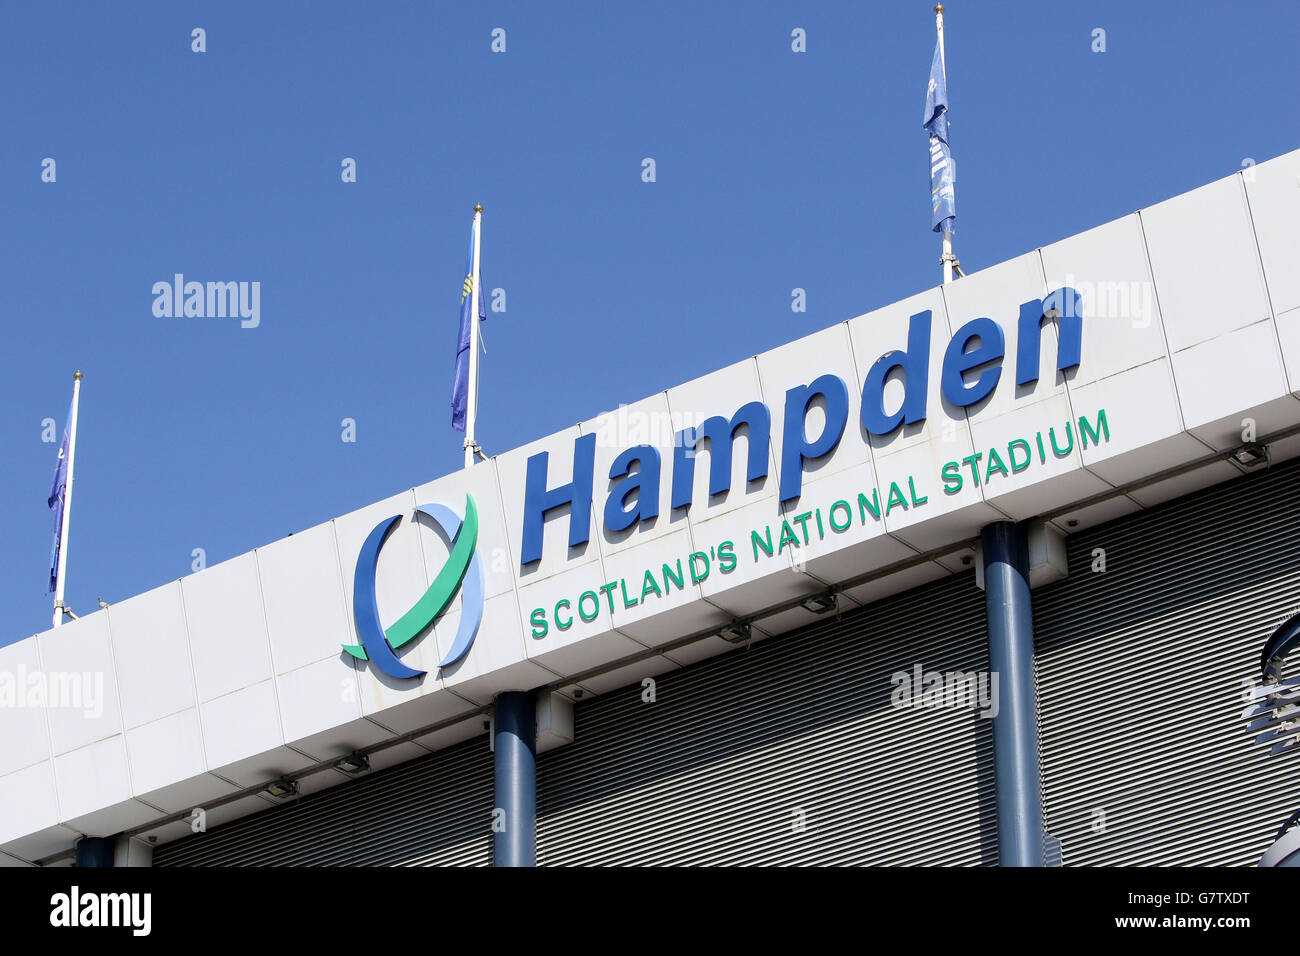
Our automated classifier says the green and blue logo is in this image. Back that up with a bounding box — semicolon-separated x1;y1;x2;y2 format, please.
344;494;484;680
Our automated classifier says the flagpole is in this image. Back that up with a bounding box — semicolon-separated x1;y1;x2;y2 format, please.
936;4;954;286
52;370;82;628
464;203;483;469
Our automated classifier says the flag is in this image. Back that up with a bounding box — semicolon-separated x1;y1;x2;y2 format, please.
451;218;486;432
924;37;956;234
47;401;71;594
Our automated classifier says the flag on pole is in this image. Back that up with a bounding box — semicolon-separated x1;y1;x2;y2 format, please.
451;218;486;433
47;401;71;594
924;37;956;234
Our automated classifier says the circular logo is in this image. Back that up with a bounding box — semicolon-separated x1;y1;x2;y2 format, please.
343;493;484;679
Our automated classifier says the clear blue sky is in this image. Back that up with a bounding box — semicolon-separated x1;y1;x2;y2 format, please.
2;1;1295;645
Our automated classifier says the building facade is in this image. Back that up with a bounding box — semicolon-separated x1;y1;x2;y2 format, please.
4;149;1300;867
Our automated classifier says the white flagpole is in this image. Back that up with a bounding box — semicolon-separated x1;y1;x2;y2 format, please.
52;370;82;628
936;4;954;286
464;203;483;469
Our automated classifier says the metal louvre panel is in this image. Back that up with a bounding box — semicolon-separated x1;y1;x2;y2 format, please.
1035;459;1300;866
537;574;997;866
154;737;493;866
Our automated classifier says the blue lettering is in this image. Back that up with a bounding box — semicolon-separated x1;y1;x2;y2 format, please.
779;374;849;502
605;444;661;532
861;310;932;436
671;401;770;509
941;317;1004;407
1017;287;1083;386
521;433;596;565
518;294;1085;564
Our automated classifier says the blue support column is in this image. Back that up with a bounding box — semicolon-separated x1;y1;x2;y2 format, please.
493;690;536;867
74;836;115;868
980;521;1044;867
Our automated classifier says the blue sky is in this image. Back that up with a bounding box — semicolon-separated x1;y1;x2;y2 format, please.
1;1;1295;644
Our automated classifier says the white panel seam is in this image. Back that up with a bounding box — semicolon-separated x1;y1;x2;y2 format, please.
1036;246;1116;497
27;632;63;826
326;519;368;727
489;456;568;685
1134;208;1220;457
175;578;211;776
1238;170;1300;400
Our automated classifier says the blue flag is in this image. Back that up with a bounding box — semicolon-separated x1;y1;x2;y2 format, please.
47;401;71;594
451;219;486;433
924;38;956;234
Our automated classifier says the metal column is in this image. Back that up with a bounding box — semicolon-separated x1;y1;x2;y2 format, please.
981;520;1044;866
493;691;536;866
74;836;115;868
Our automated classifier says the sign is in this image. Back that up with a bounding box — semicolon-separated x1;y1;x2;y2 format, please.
521;287;1085;565
344;494;484;679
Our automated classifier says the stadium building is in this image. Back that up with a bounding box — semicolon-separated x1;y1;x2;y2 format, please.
3;150;1300;867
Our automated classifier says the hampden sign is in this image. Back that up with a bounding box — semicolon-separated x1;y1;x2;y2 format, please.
351;285;1110;674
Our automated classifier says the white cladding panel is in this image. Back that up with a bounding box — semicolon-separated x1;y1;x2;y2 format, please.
1246;150;1300;322
181;552;273;703
0;640;51;778
36;612;121;756
255;520;351;675
1142;175;1272;352
105;581;194;730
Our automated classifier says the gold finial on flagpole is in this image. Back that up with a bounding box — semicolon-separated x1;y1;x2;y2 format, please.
934;4;944;13
474;203;483;213
74;370;82;380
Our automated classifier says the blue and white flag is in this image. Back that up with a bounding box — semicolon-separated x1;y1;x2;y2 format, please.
451;218;486;433
924;37;956;234
47;401;71;594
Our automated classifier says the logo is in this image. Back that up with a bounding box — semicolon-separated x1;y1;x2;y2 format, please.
344;493;484;679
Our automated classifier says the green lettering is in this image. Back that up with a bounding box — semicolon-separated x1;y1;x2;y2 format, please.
1049;423;1074;456
662;559;684;593
598;582;617;613
941;461;962;494
718;540;737;573
908;475;928;506
778;520;800;554
985;447;1009;482
1007;439;1031;473
1079;409;1109;448
529;607;548;638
